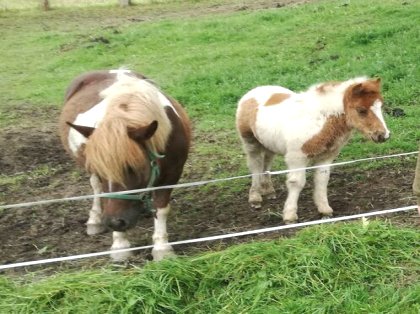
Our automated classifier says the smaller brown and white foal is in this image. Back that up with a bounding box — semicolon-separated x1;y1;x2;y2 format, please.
59;69;191;260
236;77;390;223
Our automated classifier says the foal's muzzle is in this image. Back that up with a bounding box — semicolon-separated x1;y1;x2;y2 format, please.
371;131;389;143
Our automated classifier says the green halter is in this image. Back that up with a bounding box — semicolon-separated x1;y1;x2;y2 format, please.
100;149;164;212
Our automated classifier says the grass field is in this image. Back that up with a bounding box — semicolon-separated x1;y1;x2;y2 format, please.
0;0;419;312
1;221;419;313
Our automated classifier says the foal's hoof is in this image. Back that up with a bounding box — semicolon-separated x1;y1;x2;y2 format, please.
86;223;107;235
152;245;175;261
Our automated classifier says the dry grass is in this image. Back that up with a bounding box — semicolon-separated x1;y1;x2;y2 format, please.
0;0;173;10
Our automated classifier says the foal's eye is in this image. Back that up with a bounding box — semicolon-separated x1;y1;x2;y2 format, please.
356;107;368;116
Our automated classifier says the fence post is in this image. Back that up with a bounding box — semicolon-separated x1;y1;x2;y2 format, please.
119;0;131;7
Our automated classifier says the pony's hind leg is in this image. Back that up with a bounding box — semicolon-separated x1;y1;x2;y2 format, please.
242;137;266;208
261;150;276;199
86;174;106;235
313;161;334;217
283;155;308;223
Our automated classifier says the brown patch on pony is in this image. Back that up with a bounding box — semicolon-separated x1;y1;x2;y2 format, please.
264;93;291;106
302;114;352;158
236;98;259;139
85;80;172;185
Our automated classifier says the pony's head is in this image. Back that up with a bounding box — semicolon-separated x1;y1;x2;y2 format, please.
343;78;390;143
68;119;160;231
68;81;172;232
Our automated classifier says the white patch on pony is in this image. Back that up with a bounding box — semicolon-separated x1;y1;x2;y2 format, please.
239;85;294;106
86;174;106;235
371;100;390;139
152;205;174;261
68;98;109;155
109;69;131;75
158;92;180;117
110;231;132;261
252;78;370;154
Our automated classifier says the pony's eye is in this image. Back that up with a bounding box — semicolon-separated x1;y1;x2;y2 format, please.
356;107;368;116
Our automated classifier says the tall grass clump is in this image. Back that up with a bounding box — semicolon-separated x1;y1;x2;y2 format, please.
1;221;419;313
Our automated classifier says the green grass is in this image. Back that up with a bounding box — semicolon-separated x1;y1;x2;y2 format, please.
0;1;419;312
1;221;419;313
0;0;418;167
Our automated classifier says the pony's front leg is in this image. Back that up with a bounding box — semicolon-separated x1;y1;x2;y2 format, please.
152;205;174;261
283;157;307;223
313;163;334;217
86;174;106;235
110;231;132;261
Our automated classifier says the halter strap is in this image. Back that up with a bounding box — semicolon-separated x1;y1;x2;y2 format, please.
100;149;164;212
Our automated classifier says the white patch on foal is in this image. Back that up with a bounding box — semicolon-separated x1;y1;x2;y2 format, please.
371;100;390;139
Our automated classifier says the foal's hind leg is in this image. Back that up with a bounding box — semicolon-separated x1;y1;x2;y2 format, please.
261;151;276;199
283;155;308;223
86;174;106;235
242;137;266;208
313;160;334;217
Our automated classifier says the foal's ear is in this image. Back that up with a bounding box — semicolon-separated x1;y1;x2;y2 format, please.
66;122;95;138
128;120;158;142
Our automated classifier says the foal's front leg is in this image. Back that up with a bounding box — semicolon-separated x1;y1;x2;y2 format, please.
313;162;334;217
86;174;106;235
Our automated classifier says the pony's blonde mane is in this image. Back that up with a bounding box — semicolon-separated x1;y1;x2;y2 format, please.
85;75;172;185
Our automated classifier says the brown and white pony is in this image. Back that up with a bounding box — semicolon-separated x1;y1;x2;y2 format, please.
236;77;390;223
59;69;191;261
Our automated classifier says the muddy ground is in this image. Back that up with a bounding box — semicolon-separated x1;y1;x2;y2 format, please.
0;104;418;275
0;0;419;274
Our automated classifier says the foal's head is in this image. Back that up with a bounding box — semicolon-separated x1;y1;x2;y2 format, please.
69;119;159;232
343;78;390;143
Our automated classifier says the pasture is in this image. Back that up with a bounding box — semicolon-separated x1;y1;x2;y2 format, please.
0;0;419;312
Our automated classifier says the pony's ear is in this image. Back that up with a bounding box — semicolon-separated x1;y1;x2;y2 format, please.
372;77;381;86
128;120;158;142
352;83;364;96
66;122;95;138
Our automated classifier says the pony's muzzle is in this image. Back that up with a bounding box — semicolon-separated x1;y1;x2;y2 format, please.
104;208;140;232
371;131;390;143
107;217;129;231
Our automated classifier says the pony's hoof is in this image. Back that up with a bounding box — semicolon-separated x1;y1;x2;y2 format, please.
249;201;262;209
318;206;334;217
152;245;175;261
283;212;298;224
110;250;132;262
265;192;277;200
86;223;107;235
